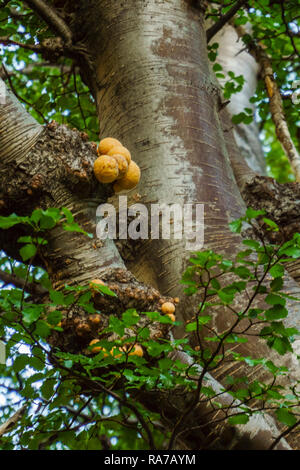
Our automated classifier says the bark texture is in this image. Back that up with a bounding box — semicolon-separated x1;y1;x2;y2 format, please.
70;0;300;387
0;0;299;450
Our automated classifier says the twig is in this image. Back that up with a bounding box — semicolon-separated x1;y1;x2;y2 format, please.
279;0;299;58
0;36;41;52
206;0;249;43
269;418;300;450
1;64;48;123
73;69;87;130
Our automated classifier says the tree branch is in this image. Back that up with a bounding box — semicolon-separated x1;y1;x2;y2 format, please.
0;270;48;297
269;419;300;451
234;26;300;182
0;405;26;437
206;0;249;43
24;0;72;47
0;36;41;52
0;62;74;79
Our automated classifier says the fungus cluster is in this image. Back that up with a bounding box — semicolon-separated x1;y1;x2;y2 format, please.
161;301;176;322
93;137;141;191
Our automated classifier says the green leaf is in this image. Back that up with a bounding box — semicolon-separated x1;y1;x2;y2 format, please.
30;209;43;224
61;207;74;223
248;308;263;319
233;266;252;279
263;218;279;231
22;305;44;325
200;386;216;398
108;316;125;337
47;310;62;326
270;277;284;292
272;337;292;355
213;63;223;72
13;354;28;373
0;214;28;229
279;247;300;258
39;215;57;230
229;219;243;233
93;284;117;297
217;289;234;304
276;409;297;427
49;290;65;305
245;208;265;219
63;222;92;238
242;239;260;250
34;320;51;338
41;378;56;400
28;356;45;371
228;414;249;425
19;244;37;261
265;294;285;306
211;278;221;290
122;309;140;326
269;264;284;278
265;304;288;321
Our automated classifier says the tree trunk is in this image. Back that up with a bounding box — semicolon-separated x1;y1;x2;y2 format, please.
1;0;299;450
72;0;300;381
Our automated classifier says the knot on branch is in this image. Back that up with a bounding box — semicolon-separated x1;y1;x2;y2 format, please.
41;37;64;61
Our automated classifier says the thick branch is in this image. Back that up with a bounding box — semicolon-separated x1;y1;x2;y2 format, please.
0;270;48;297
25;0;72;46
0;405;26;437
206;0;249;43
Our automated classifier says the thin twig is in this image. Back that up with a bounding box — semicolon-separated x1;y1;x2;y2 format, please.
279;0;299;58
0;36;41;52
269;418;300;450
1;64;48;123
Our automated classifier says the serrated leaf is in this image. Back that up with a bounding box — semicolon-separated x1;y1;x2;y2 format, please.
49;290;65;305
122;309;140;326
269;264;284;278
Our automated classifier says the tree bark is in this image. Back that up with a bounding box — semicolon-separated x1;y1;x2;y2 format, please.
71;0;300;384
0;0;299;450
